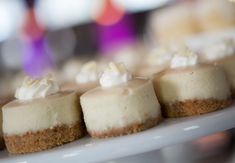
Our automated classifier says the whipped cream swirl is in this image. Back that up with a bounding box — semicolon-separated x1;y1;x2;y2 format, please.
75;61;100;84
171;46;198;68
15;75;59;100
100;62;132;87
202;38;235;61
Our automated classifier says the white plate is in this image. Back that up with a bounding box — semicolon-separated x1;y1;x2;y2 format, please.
1;105;235;163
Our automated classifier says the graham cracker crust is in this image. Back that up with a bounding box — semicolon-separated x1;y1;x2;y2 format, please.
162;98;233;118
4;122;84;154
89;116;162;138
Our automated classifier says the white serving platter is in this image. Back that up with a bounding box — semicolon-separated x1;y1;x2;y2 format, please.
1;105;235;163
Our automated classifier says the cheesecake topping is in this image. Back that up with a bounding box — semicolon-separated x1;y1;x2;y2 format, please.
15;75;59;100
100;62;132;87
202;38;235;61
170;46;198;68
146;47;172;66
75;61;100;84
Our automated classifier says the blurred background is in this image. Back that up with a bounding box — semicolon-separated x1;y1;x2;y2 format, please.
2;0;235;89
1;0;235;162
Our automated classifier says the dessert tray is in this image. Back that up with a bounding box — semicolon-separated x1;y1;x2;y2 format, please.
1;105;235;163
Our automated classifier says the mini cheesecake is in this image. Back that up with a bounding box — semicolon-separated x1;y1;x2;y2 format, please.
137;47;172;77
0;69;18;142
153;47;232;118
154;65;232;117
195;0;235;32
0;97;14;149
3;77;84;154
150;2;199;44
199;38;235;96
80;63;162;138
112;44;143;75
216;56;235;96
61;59;84;82
61;61;101;94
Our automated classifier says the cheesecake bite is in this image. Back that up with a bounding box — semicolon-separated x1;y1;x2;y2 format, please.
200;38;235;96
3;76;84;154
138;47;172;77
153;46;232;118
0;97;13;150
150;3;199;45
195;0;235;32
61;61;101;94
80;62;162;138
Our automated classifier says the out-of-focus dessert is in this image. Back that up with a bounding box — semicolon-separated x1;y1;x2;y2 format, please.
138;47;172;77
3;76;84;154
61;59;85;82
195;0;235;32
80;62;161;138
112;44;144;75
149;2;199;45
61;61;102;94
200;38;235;96
153;46;232;117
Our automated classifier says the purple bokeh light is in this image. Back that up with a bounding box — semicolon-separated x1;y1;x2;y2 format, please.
22;37;53;77
96;14;136;55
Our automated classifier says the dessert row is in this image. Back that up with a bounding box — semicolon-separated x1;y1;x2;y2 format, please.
0;41;234;155
150;0;235;44
61;37;235;96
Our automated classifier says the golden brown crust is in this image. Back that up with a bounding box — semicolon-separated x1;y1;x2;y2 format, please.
162;98;233;118
89;116;162;138
4;122;85;154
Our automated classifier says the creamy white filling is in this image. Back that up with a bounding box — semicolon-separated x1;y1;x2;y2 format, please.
15;76;59;100
170;46;198;68
100;62;132;87
75;61;100;84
